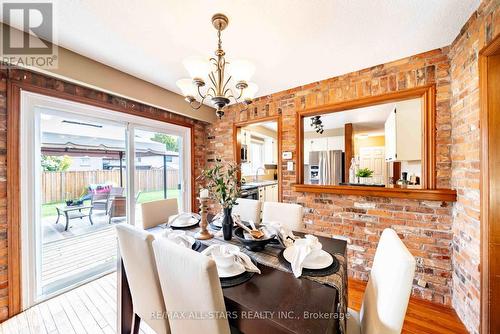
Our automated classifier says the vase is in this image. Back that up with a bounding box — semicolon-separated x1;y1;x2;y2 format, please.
222;207;233;241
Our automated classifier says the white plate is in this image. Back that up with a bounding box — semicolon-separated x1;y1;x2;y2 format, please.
283;246;334;270
169;216;199;228
216;262;246;278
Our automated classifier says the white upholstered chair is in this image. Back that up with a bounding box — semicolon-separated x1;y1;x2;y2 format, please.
232;198;262;225
140;198;178;229
115;224;170;334
347;228;416;334
152;238;231;334
261;202;303;230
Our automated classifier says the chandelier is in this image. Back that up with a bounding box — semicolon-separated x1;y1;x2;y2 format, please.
176;13;258;118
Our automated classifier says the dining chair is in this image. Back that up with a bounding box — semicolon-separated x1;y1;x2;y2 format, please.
347;228;416;334
232;198;262;225
115;224;170;334
152;238;231;334
261;202;303;230
140;198;178;229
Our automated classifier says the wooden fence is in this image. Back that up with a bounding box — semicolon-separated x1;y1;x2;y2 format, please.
41;169;179;204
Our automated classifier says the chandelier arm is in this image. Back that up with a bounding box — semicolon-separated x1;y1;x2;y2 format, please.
221;75;232;97
208;72;218;91
235;86;244;100
197;85;207;99
189;93;211;110
207;87;217;97
189;100;203;110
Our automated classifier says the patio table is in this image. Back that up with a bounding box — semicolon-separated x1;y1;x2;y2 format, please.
55;205;94;231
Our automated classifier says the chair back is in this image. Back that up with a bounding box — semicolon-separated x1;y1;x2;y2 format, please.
262;202;303;230
115;224;170;334
232;198;262;225
110;186;124;196
360;228;416;334
140;198;178;229
152;239;230;334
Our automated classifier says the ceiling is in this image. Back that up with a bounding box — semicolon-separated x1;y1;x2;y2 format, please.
5;0;479;101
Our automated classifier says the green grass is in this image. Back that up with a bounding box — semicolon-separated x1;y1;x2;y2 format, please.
41;189;180;218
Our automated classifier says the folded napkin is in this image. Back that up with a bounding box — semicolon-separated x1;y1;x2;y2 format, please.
262;221;297;247
211;211;240;227
162;229;195;248
201;244;261;274
168;212;200;226
289;234;322;278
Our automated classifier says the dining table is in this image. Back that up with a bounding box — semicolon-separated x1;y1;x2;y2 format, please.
117;215;348;334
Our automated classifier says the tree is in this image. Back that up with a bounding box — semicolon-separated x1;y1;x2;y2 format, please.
151;133;179;152
41;155;72;172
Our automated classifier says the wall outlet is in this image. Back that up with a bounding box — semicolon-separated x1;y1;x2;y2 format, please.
287;161;294;171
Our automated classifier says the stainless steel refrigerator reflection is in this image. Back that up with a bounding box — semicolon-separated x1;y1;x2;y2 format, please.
309;150;342;185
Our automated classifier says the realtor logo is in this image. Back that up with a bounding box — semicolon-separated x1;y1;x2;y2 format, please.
1;2;58;68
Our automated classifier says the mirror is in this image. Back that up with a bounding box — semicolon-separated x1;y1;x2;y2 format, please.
302;97;423;188
239;120;278;181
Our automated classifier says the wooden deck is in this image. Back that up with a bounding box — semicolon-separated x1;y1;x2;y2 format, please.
0;274;155;334
1;274;468;334
42;225;118;295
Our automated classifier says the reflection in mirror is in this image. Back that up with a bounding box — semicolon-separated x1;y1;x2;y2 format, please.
302;98;422;188
240;121;278;178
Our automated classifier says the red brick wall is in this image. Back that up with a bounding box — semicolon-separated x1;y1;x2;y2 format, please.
449;0;500;333
206;48;455;305
0;67;208;320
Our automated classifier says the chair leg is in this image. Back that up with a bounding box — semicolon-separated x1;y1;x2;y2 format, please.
132;313;141;334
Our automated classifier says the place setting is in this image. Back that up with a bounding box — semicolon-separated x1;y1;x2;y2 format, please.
167;212;201;229
278;233;340;277
201;244;261;288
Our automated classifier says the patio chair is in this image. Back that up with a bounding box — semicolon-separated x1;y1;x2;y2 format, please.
108;196;127;224
91;192;110;212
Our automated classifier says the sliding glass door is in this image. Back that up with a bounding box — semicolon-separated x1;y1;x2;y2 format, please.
20;91;192;307
133;128;185;225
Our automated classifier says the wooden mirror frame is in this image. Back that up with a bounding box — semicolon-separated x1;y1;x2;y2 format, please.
294;84;456;202
233;115;282;202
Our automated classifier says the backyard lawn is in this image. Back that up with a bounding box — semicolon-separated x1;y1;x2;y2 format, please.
41;189;180;217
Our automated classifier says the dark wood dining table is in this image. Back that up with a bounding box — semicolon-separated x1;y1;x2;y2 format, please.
117;222;347;334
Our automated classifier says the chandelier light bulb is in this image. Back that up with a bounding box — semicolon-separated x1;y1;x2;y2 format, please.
229;59;256;83
176;78;197;98
182;56;210;81
241;82;258;101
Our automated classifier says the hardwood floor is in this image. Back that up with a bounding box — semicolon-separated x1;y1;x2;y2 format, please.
348;279;468;334
0;274;468;334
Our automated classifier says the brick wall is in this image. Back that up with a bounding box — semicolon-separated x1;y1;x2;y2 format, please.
449;0;500;333
206;48;456;305
0;67;208;320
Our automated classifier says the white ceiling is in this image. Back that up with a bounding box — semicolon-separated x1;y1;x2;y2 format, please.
5;0;479;100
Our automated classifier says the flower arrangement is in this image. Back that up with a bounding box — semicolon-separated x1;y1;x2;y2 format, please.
198;160;241;209
355;168;374;178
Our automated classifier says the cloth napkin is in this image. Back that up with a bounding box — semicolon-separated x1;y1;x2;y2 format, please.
168;212;200;226
162;229;195;248
211;211;240;227
289;234;322;278
262;221;297;247
202;244;261;274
